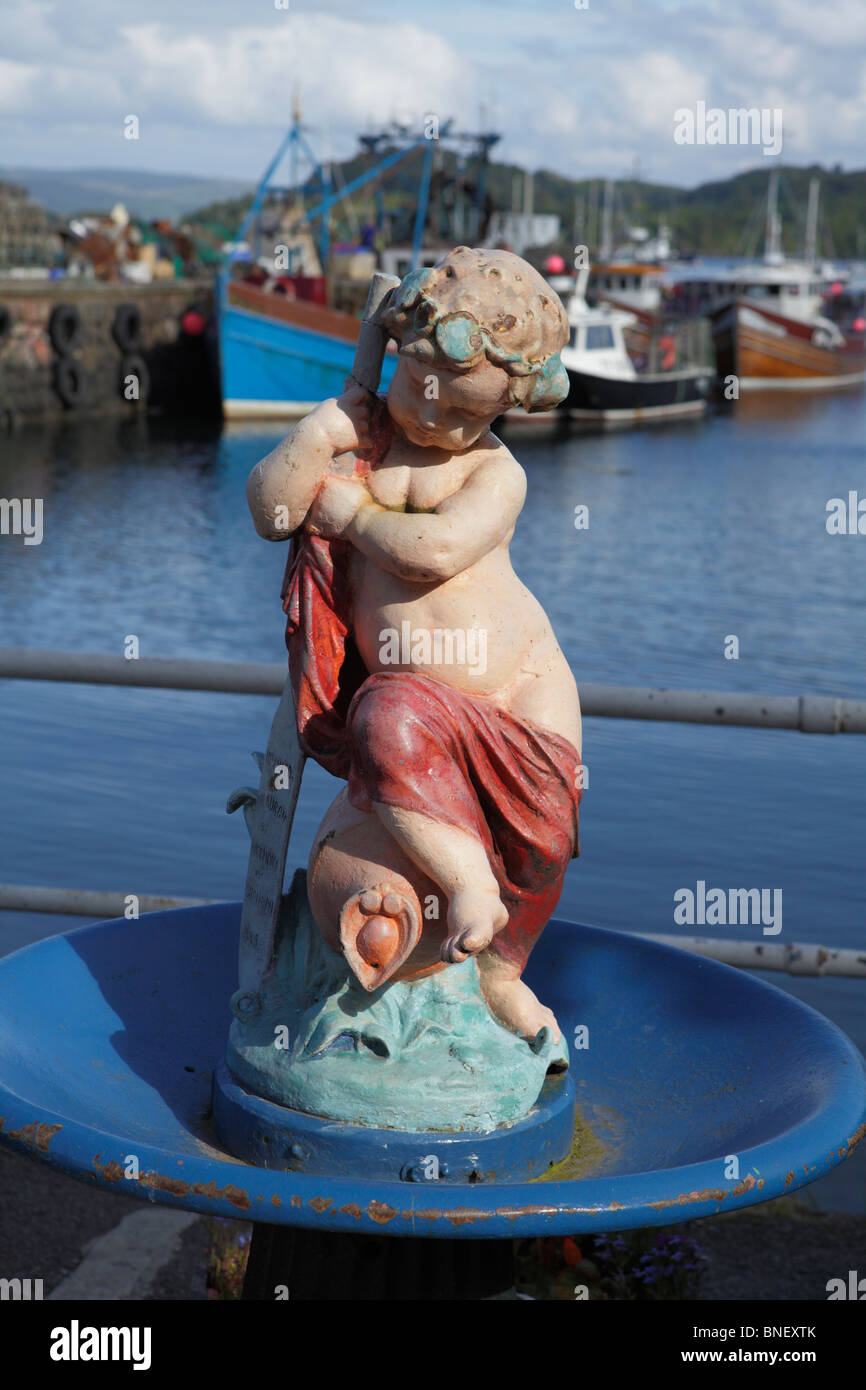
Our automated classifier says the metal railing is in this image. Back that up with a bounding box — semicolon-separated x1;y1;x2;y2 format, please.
2;645;864;977
2;647;865;733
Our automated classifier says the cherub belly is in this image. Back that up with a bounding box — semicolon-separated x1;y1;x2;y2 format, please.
351;554;580;752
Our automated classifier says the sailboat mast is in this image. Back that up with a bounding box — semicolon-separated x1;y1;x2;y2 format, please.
600;179;614;260
764;171;782;263
588;180;600;255
804;176;820;265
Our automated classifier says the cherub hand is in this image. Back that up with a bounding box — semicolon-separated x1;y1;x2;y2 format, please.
306;473;371;539
335;379;375;455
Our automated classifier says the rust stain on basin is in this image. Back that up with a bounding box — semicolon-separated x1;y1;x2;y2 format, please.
366;1200;398;1224
145;1174;191;1200
496;1203;560;1220
189;1180;251;1210
6;1120;62;1151
90;1155;251;1210
648;1174;764;1212
444;1207;488;1227
93;1156;125;1182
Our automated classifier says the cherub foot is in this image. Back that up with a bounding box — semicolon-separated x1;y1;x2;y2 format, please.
440;886;509;964
476;955;562;1045
339;883;422;991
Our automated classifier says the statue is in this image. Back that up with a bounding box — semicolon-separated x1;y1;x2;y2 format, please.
238;247;583;1138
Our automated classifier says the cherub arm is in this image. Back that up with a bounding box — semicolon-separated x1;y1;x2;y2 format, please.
346;447;526;583
246;387;369;540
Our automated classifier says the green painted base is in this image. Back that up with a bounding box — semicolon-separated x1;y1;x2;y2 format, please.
227;872;568;1132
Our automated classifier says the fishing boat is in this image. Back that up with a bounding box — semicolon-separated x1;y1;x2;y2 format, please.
668;176;866;390
709;291;866;390
822;277;866;344
557;270;715;423
220;276;398;419
589;262;667;319
586;179;676;318
218;109;500;419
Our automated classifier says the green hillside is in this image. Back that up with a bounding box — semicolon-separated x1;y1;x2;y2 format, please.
190;155;866;261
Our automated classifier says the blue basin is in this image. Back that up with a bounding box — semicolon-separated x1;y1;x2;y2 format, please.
0;904;863;1239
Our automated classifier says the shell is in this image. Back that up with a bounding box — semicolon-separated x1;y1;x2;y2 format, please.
339;882;422;991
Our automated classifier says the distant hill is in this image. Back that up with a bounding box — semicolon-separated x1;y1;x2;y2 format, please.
190;154;866;260
5;161;865;258
0;168;254;221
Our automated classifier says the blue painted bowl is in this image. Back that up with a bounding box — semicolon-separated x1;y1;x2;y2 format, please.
0;904;863;1239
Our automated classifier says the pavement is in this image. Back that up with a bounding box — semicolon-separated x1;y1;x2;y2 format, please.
694;1204;866;1301
0;1146;208;1300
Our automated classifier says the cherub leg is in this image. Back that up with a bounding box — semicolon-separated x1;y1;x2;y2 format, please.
370;805;563;1045
476;949;562;1044
370;804;508;963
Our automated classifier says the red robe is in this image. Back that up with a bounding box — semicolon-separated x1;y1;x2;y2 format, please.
281;521;581;973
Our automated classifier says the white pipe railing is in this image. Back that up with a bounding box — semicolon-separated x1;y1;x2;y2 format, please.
2;647;865;733
0;648;281;696
1;879;863;978
640;934;866;978
0;885;214;917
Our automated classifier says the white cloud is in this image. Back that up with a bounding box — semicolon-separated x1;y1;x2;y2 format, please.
0;58;39;113
122;18;475;133
0;0;862;184
0;0;61;59
610;50;709;137
771;0;866;47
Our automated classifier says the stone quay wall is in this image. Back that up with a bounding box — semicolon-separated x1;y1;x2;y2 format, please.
0;278;218;425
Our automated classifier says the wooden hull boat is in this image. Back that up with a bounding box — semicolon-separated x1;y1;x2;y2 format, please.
712;301;866;390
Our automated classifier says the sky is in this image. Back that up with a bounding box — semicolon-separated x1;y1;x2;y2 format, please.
1;0;864;188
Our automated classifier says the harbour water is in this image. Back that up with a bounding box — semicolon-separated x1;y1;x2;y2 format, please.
1;389;864;1209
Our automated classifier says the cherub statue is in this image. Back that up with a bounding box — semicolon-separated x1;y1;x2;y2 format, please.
246;247;582;1047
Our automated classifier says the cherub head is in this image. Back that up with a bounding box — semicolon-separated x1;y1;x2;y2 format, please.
381;246;569;451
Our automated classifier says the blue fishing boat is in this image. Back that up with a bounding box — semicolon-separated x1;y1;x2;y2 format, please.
218;111;499;418
219;275;400;419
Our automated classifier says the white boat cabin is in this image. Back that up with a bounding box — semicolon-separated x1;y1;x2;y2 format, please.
590;263;666;315
669;260;846;325
561;278;638;381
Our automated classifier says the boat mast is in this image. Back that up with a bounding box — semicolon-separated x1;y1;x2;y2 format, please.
523;169;534;218
804;176;820;266
600;179;614;260
588;180;600;256
290;89;301;194
764;171;783;263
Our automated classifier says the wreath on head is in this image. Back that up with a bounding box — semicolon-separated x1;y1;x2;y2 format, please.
381;246;570;413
